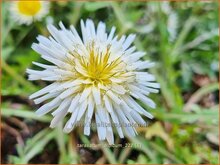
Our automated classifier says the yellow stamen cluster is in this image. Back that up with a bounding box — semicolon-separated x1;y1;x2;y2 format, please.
71;43;127;87
18;0;41;16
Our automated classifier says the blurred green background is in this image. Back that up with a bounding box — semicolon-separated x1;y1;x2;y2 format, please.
1;1;219;164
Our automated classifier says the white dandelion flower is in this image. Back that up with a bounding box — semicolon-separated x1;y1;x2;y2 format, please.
27;19;160;144
10;0;50;25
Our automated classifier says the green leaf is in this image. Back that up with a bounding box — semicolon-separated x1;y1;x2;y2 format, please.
25;129;52;153
84;2;110;11
24;130;55;162
2;108;51;122
155;106;218;124
2;46;14;60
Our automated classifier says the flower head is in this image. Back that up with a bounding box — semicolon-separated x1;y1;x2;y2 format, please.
27;19;160;144
10;0;49;25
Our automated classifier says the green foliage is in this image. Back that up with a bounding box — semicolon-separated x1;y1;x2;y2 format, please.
1;1;219;164
9;129;55;164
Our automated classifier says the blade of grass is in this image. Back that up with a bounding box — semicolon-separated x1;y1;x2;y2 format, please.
25;128;51;153
149;141;184;164
184;82;219;112
68;132;79;164
110;2;133;35
24;130;55;162
171;16;197;61
100;142;118;164
2;108;51;122
180;28;218;52
154;106;218;124
69;2;84;26
129;136;157;163
56;122;68;164
2;60;36;91
118;147;132;163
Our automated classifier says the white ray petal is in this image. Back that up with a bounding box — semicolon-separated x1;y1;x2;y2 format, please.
144;82;160;88
70;25;84;45
59;87;79;99
118;35;126;45
103;95;113;113
63;107;79;133
36;99;61;116
41;55;66;67
111;84;126;95
135;72;156;82
122;34;136;50
128;84;150;96
68;94;80;113
87;95;95;119
26;69;54;77
84;115;91;136
48;96;62;107
92;87;101;105
124;51;146;62
129;110;146;126
105;111;114;145
86;19;96;39
28;75;42;81
121;106;137;126
32;62;56;69
32;43;51;57
106;90;122;105
47;24;61;42
137;84;159;93
97;21;106;41
95;112;106;140
123;95;153;119
50;108;68;128
137;93;156;109
63;79;84;89
76;100;88;121
34;91;59;104
80;19;88;44
29;83;58;99
36;35;51;45
114;104;136;137
107;26;116;43
124;46;136;55
96;105;107;122
41;75;61;81
110;77;124;83
79;87;91;103
51;97;72;116
109;110;124;138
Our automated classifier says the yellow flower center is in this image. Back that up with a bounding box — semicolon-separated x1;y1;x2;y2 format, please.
84;46;123;85
18;0;41;16
70;43;128;87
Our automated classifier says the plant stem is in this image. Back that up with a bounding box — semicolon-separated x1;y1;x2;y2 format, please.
2;59;36;90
